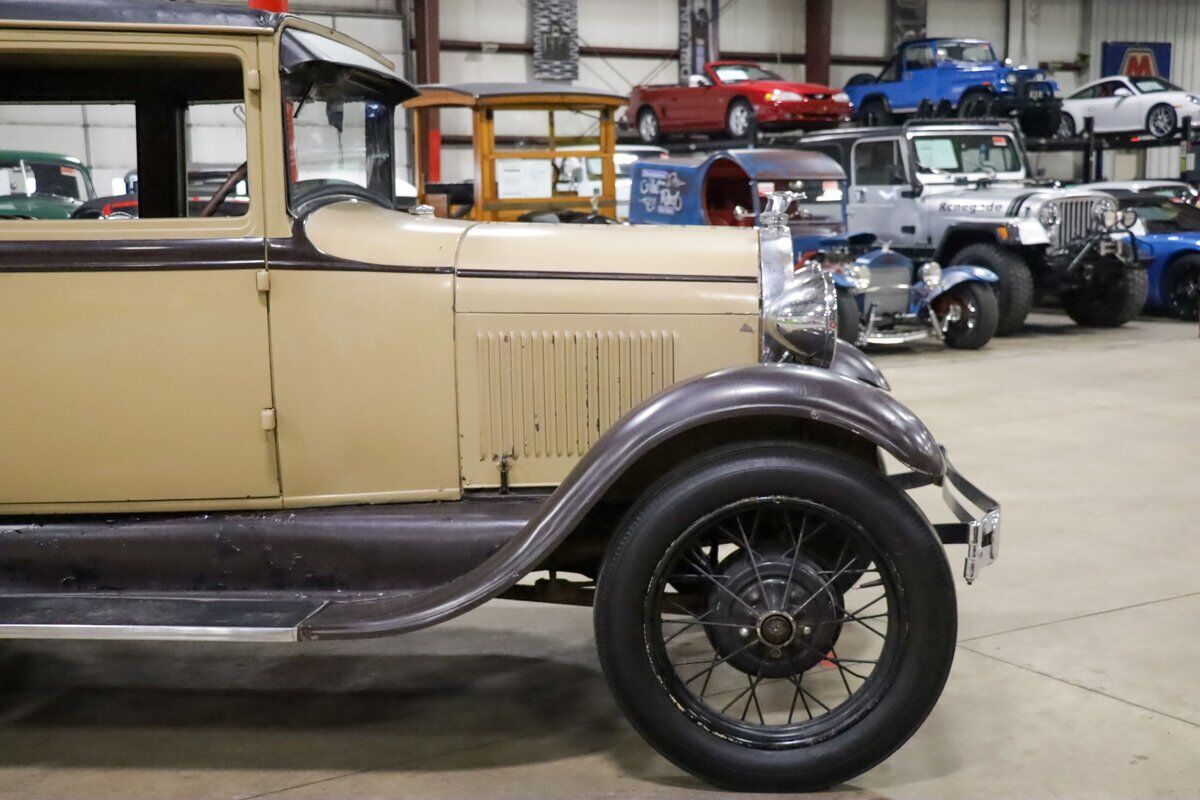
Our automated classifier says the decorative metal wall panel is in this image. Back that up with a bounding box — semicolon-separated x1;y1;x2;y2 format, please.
531;0;579;82
678;0;719;82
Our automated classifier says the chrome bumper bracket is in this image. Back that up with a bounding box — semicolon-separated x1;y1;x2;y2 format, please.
937;448;1001;585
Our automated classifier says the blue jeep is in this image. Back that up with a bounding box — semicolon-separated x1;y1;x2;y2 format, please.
845;38;1061;137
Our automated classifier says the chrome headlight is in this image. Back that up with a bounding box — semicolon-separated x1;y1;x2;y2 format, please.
1188;95;1200;105
768;89;804;102
833;92;850;103
1037;202;1060;228
1093;198;1119;229
919;261;943;288
1004;73;1019;86
760;194;837;367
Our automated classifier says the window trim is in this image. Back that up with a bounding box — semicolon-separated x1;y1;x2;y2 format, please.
0;31;263;242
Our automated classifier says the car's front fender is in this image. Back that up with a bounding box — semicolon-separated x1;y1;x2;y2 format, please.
929;265;999;299
302;363;943;639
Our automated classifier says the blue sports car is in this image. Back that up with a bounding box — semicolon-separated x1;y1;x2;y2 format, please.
1110;190;1200;320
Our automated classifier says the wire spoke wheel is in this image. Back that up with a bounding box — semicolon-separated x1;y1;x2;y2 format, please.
1147;104;1176;138
644;496;899;747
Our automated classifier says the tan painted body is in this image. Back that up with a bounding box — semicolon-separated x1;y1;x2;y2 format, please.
0;16;761;514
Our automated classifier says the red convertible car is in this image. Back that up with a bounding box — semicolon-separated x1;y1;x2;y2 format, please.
625;61;852;143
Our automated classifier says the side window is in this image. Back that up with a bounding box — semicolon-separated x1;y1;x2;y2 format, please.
878;58;900;83
0;49;248;222
853;139;906;186
1069;85;1098;100
903;46;935;72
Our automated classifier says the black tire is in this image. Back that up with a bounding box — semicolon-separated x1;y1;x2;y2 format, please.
637;107;662;144
856;98;892;128
726;99;756;140
594;443;957;793
836;287;862;344
957;90;993;119
948;243;1035;335
1164;254;1200;320
1021;106;1062;139
846;73;877;87
1061;268;1149;327
1056;111;1077;139
933;281;999;350
1146;103;1177;140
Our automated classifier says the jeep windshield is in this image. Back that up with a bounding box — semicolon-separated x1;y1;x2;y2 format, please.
281;29;416;213
909;133;1025;183
935;41;996;64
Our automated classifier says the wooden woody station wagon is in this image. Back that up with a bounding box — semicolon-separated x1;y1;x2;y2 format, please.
0;0;999;792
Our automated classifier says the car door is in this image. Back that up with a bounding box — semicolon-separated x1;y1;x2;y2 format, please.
0;33;278;512
896;44;937;111
1084;80;1129;132
848;137;921;247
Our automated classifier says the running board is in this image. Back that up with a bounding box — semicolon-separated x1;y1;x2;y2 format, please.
0;595;325;642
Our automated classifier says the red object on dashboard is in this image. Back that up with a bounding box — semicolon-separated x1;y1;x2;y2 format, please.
625;61;852;143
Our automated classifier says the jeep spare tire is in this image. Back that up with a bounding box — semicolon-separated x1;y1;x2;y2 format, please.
1021;105;1062;139
949;243;1034;335
846;73;877;87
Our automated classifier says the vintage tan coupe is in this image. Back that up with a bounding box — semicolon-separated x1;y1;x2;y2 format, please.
0;1;1000;791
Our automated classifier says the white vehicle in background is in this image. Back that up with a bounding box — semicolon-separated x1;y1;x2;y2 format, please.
1088;179;1199;204
1058;75;1200;139
555;144;668;220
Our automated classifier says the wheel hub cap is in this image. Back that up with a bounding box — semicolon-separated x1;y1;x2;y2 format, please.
704;547;843;678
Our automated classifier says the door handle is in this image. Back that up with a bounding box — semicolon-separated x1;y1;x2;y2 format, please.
854;188;867;201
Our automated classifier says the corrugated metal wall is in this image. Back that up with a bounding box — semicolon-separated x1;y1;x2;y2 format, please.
1091;0;1200;178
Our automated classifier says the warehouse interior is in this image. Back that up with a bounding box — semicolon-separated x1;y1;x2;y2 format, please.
0;0;1197;798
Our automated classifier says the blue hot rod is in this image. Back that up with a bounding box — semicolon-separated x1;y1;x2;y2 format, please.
844;38;1061;138
628;149;1001;348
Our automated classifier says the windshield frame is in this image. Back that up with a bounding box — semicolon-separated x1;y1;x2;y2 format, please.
934;40;997;65
712;63;784;84
906;131;1028;184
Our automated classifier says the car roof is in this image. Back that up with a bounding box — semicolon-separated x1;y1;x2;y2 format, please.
0;150;86;167
0;0;281;32
800;122;1018;143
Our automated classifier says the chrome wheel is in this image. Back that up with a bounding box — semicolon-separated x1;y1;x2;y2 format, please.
727;102;752;138
1147;104;1176;139
638;109;660;143
645;497;898;746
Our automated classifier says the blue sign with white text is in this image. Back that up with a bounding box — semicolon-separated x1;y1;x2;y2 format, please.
1101;42;1172;79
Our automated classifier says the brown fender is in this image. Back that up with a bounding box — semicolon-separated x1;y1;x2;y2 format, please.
302;362;943;639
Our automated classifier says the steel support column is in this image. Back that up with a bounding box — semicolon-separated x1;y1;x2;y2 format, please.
805;0;833;86
413;0;440;184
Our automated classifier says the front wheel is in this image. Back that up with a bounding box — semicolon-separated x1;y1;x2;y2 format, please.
957;91;993;119
933;281;999;349
1061;268;1149;327
595;443;957;792
836;287;863;344
949;243;1035;335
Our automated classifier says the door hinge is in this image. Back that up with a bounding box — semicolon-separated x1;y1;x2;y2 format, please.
246;68;262;93
261;408;277;431
256;269;270;293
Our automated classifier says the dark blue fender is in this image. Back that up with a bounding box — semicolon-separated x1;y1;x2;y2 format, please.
927;265;999;301
302;362;942;639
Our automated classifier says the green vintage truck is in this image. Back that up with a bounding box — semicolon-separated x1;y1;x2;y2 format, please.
0;150;96;219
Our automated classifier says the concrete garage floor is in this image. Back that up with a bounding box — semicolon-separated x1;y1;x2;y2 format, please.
1;310;1197;800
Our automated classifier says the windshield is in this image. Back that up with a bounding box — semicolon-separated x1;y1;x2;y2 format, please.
283;71;396;211
1126;197;1200;233
910;134;1023;178
0;160;91;201
713;64;783;83
1133;77;1182;94
936;41;996;64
